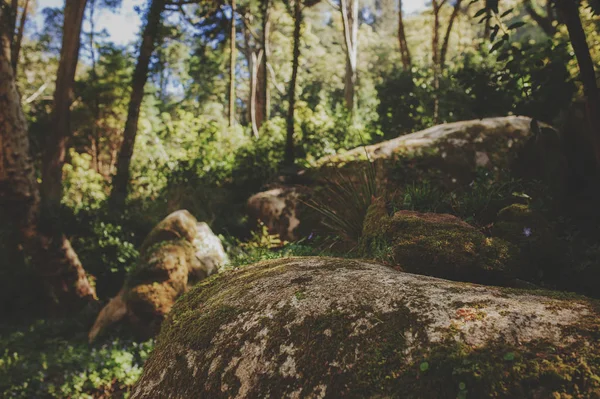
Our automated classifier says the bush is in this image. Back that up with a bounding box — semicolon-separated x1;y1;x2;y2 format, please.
0;317;153;398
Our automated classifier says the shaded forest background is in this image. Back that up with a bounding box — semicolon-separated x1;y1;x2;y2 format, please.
1;0;600;396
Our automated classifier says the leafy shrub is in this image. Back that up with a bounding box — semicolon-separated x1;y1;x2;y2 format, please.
62;150;109;211
0;317;153;398
70;218;139;298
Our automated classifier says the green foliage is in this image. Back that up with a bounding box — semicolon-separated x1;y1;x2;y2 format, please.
62;150;108;211
308;162;379;244
0;317;152;398
71;218;139;297
401;181;448;213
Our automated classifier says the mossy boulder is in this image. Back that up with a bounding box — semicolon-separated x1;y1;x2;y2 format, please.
88;210;227;342
251;117;567;241
317;116;565;190
247;186;309;241
361;199;518;286
131;257;600;398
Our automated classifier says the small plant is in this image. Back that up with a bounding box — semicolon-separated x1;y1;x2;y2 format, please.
241;220;286;250
401;181;448;213
306;160;380;244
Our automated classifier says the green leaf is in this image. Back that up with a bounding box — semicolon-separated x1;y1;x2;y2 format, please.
420;361;429;372
508;21;526;30
500;8;514;17
504;352;515;361
474;7;487;17
490;25;500;42
490;40;505;53
459;382;467;390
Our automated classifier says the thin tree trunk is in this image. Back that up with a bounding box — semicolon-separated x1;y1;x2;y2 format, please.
440;0;462;69
432;0;443;124
341;0;358;113
284;0;301;168
110;0;165;208
11;0;29;75
8;0;18;42
229;0;236;127
398;0;411;71
41;0;87;211
250;50;264;138
524;0;556;36
555;0;600;165
0;13;96;309
257;1;270;127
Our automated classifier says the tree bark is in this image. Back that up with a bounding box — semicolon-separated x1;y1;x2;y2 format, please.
40;0;87;211
341;0;358;113
11;0;28;75
257;1;270;128
432;0;444;124
440;0;462;69
284;0;302;168
110;0;165;208
229;0;237;127
398;0;412;71
0;12;96;309
555;0;600;165
250;50;263;138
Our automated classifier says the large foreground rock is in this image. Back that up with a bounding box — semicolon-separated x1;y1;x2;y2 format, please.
132;257;600;398
88;210;227;342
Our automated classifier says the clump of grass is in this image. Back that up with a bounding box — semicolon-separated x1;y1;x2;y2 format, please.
401;181;448;213
306;161;380;245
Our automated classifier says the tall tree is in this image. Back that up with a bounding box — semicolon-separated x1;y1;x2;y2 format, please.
284;0;302;168
340;0;358;113
8;0;29;75
431;0;444;124
554;0;600;165
0;6;97;308
440;0;463;68
110;0;166;208
398;0;411;71
257;0;270;128
229;0;237;126
41;0;88;210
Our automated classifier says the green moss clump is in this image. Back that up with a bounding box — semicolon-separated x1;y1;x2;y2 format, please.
360;202;518;285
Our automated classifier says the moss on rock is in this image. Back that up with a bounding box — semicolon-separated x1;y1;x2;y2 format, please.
361;200;518;286
88;210;226;342
131;257;600;398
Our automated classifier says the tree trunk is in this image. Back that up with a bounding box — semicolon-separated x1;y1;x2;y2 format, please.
432;0;442;124
398;0;412;71
440;0;462;69
257;1;270;128
250;50;263;138
228;0;237;127
41;0;87;211
555;0;600;165
341;0;358;113
110;0;165;208
284;0;301;168
524;0;556;36
11;0;29;75
0;13;96;309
